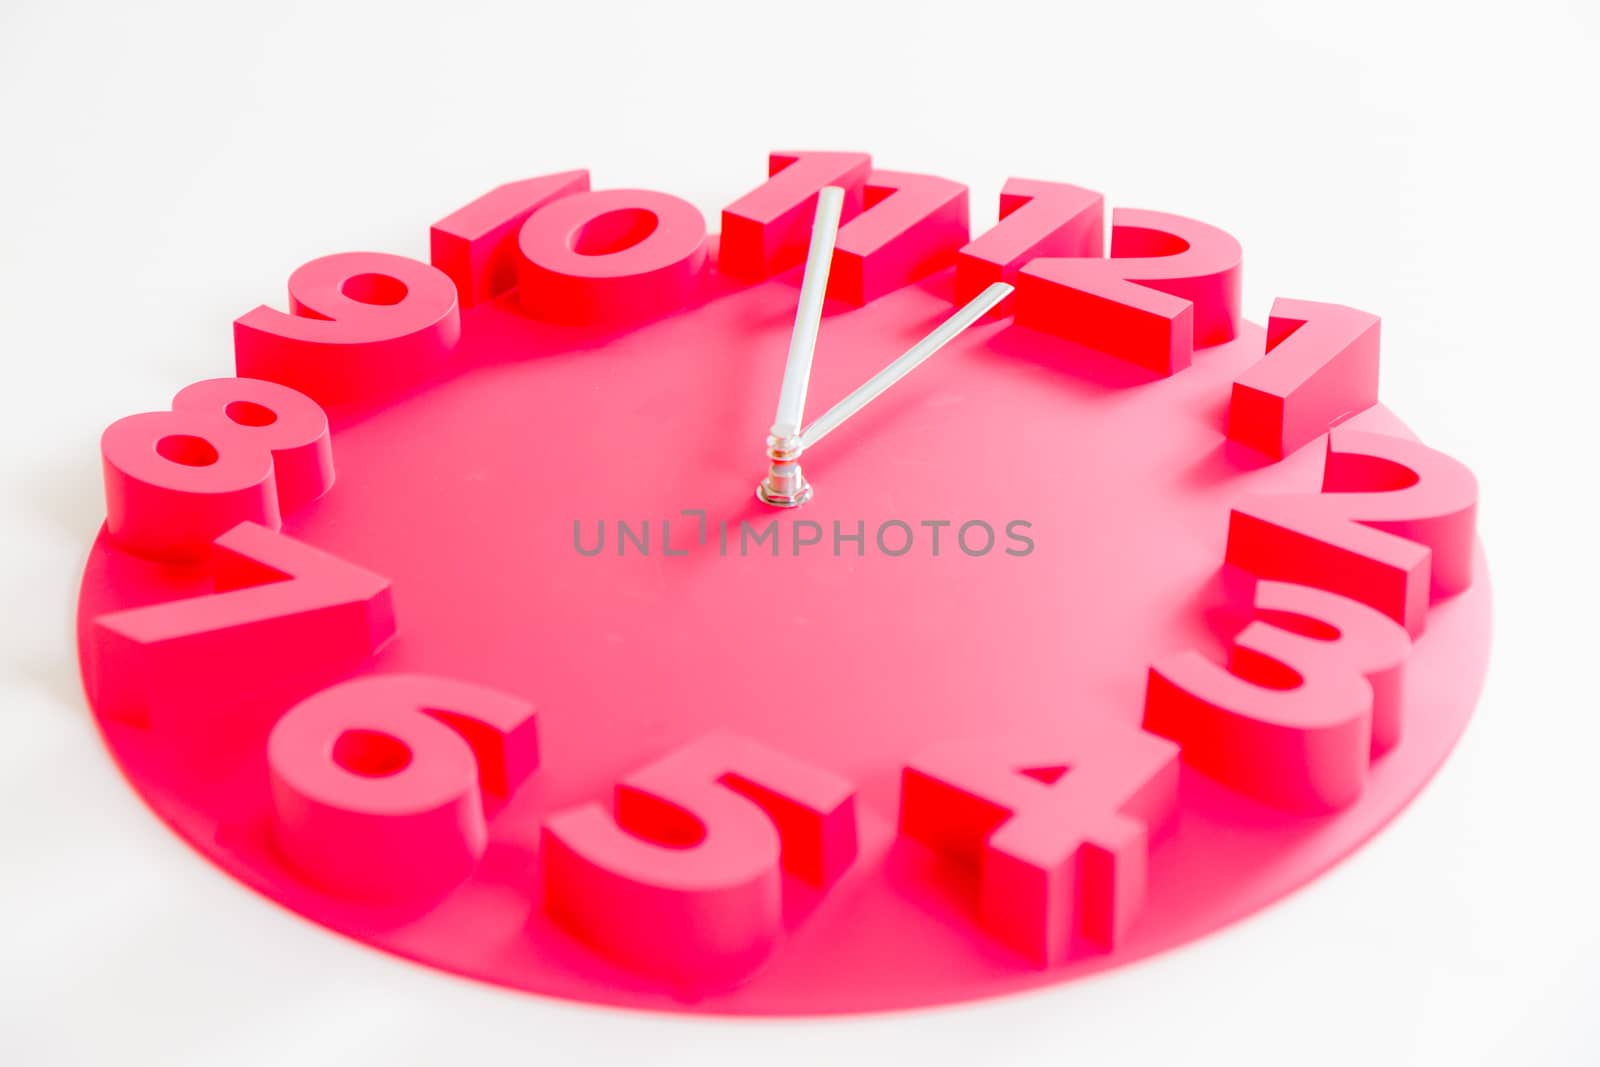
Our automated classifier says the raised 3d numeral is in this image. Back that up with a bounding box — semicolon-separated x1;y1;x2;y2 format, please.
720;151;872;278
234;251;461;407
900;719;1179;965
101;377;333;562
268;673;538;902
827;169;969;306
517;188;708;327
87;522;394;749
1226;429;1478;636
1145;581;1411;811
1228;298;1381;459
955;178;1104;317
542;732;858;990
1015;208;1243;376
431;170;592;307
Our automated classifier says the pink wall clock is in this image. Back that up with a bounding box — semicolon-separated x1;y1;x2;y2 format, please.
75;150;1490;1014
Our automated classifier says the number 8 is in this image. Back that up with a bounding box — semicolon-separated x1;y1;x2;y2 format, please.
100;376;333;562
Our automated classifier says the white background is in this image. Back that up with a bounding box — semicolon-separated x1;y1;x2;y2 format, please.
2;1;1596;1063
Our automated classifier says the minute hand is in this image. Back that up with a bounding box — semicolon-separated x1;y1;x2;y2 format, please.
797;281;1013;451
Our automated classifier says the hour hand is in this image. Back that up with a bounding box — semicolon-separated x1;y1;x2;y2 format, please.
756;281;1013;508
797;282;1013;452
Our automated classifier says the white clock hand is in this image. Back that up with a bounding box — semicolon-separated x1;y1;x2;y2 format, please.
756;281;1014;507
757;186;844;508
772;186;845;439
796;281;1013;451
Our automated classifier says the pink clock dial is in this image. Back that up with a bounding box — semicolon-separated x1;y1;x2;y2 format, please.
75;152;1490;1013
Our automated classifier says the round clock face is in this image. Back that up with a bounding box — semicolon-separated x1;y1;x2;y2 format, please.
75;158;1491;1014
